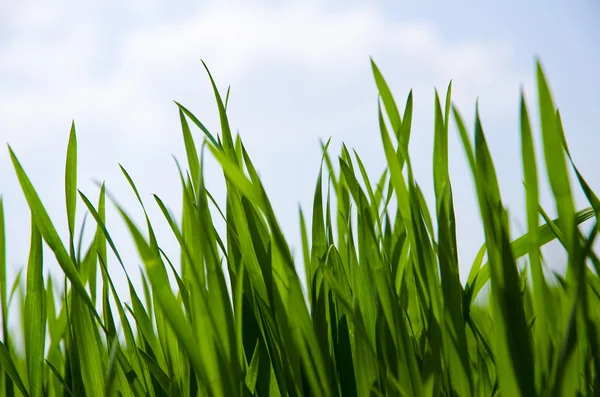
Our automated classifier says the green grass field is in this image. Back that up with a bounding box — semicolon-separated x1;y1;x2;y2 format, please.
1;58;599;396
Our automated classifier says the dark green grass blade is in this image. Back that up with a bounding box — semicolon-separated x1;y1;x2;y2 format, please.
473;107;536;397
46;359;74;397
433;81;472;396
201;60;235;157
520;89;553;384
174;101;220;149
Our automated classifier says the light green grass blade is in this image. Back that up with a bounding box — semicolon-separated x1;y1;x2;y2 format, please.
371;58;401;136
116;204;219;395
65;122;77;243
536;60;575;256
8;146;100;323
201;60;235;158
179;109;200;194
46;359;74;397
467;207;594;305
174;101;220;149
0;341;29;397
24;221;45;397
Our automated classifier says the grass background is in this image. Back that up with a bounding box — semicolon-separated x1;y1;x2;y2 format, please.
1;58;599;396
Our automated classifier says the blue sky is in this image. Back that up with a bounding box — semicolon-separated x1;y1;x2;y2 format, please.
0;1;599;303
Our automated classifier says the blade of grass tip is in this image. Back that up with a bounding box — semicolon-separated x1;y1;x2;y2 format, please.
557;109;600;219
433;89;449;204
174;101;221;149
370;58;401;136
8;146;101;323
245;340;261;394
159;248;190;315
299;207;311;292
464;244;486;304
452;105;477;180
0;341;30;397
400;90;413;156
179;108;200;194
536;59;575;255
153;194;195;266
81;189;170;384
79;186;165;386
310;160;327;303
197;147;242;382
520;88;552;378
104;334;120;397
320;138;338;190
379;101;411;225
8;268;23;308
474;106;535;397
76;212;88;272
24;221;46;397
65;121;77;254
225;85;231;110
468;207;594;304
46;359;74;397
137;348;172;394
444;81;452;132
208;144;264;206
115;203;215;395
201;60;235;157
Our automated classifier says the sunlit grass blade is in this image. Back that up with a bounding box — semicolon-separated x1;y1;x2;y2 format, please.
179;108;200;194
174;101;221;149
8;146;100;323
536;60;575;257
65;122;77;248
24;221;45;397
201;60;235;157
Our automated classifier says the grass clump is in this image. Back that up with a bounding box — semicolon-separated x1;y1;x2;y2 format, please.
1;58;599;396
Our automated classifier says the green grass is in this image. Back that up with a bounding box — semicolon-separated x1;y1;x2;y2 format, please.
1;58;599;396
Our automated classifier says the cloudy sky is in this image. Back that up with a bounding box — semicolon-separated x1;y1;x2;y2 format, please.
1;1;599;301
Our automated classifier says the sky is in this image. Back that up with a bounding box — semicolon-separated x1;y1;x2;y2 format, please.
0;1;599;305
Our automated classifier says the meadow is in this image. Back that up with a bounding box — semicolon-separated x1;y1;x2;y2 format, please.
1;58;599;396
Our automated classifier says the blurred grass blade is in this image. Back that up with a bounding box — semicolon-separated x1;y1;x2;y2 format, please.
0;341;29;397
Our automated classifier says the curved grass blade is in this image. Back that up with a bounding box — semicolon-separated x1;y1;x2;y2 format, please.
174;101;220;149
0;341;29;397
8;146;101;324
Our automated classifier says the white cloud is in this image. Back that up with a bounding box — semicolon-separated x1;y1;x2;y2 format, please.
0;0;528;298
